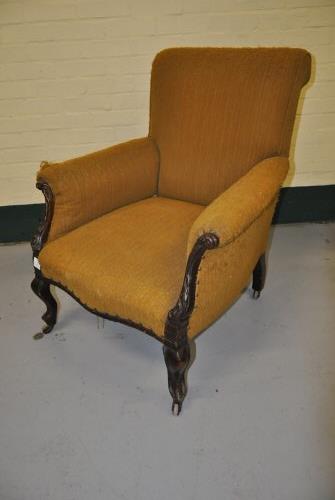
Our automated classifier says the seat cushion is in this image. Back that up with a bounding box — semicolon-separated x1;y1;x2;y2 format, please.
39;196;203;337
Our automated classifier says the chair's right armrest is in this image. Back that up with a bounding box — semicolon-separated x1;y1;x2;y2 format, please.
36;137;159;242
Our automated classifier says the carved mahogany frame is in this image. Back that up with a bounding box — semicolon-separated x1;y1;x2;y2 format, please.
31;180;220;414
31;180;54;258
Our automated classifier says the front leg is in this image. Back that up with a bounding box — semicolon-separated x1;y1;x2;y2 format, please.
31;274;57;339
163;340;194;416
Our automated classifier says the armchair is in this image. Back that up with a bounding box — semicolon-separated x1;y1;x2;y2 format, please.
31;47;311;414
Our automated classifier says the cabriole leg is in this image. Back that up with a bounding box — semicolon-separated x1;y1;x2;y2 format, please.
163;340;194;416
252;253;266;299
31;274;57;339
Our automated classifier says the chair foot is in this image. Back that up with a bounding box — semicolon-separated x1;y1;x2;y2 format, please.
31;274;57;338
163;340;194;415
172;401;182;416
252;253;266;299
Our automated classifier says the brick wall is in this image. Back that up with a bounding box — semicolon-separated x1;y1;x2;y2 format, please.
1;0;334;205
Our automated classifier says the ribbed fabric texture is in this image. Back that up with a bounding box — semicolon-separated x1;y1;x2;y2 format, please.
187;156;289;254
150;47;311;205
38;137;159;241
185;156;288;337
35;47;311;339
188;200;276;338
39;197;203;337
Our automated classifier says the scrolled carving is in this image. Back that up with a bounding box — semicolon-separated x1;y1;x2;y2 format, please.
31;180;54;256
164;232;219;345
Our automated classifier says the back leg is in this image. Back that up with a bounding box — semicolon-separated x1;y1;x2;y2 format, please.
252;253;266;299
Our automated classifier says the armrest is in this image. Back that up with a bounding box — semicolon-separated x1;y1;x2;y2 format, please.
37;137;159;242
187;156;289;254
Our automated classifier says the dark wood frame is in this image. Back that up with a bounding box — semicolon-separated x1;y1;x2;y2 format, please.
252;253;266;299
31;180;266;414
31;181;54;258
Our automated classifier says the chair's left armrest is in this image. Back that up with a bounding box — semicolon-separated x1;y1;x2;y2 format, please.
37;137;159;242
187;156;289;254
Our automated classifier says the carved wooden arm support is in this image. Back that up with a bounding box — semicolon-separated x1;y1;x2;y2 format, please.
164;233;219;347
31;180;54;258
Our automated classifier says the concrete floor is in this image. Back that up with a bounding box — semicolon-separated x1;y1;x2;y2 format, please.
0;223;334;500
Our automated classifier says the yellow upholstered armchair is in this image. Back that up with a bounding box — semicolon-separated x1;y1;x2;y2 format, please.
31;47;311;415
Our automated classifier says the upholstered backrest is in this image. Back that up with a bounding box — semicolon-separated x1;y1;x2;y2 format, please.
149;47;311;205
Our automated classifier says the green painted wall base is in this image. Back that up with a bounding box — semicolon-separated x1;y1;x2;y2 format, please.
0;185;334;243
0;203;43;244
272;185;335;224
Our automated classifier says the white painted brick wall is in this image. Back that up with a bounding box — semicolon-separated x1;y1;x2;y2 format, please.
0;0;334;205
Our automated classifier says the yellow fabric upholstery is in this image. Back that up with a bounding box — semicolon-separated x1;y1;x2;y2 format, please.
150;47;311;204
39;197;204;337
186;156;288;337
188;200;276;338
187;156;289;254
38;137;159;241
35;47;311;341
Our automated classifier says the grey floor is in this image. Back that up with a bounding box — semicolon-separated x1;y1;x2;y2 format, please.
0;223;334;500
